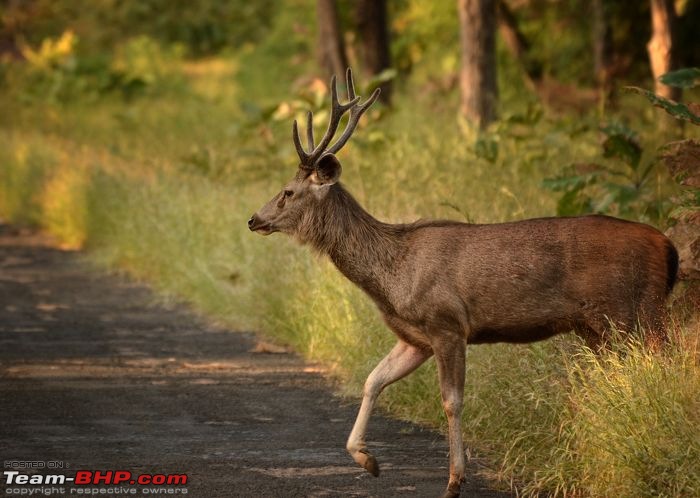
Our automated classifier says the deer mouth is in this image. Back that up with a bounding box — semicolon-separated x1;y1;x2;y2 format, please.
248;215;274;235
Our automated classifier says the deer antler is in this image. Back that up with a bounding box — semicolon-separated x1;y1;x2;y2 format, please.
293;68;381;170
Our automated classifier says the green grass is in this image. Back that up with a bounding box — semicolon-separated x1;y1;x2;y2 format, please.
1;52;698;497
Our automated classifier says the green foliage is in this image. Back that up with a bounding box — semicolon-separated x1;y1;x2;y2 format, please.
233;0;316;105
5;31;186;103
4;0;276;57
365;67;397;93
390;1;459;73
660;67;700;89
521;0;593;85
601;123;642;167
543;124;669;222
0;134;52;225
625;86;700;125
543;63;700;222
624;69;700;265
102;0;276;56
541;172;596;216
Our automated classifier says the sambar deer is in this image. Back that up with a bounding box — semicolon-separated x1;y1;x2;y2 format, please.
248;68;679;498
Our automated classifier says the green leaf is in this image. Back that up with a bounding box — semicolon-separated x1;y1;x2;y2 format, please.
556;187;593;216
504;104;543;125
365;68;397;94
624;86;700;125
543;170;599;215
603;182;639;205
542;174;592;192
600;124;642;169
474;136;499;163
592;190;617;213
659;68;700;89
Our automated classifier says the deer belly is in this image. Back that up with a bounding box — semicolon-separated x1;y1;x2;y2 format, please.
464;290;580;344
467;321;574;344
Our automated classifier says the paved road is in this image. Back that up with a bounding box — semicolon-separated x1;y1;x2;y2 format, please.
0;225;511;497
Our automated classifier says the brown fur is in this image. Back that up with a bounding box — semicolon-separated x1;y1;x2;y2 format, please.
289;183;676;348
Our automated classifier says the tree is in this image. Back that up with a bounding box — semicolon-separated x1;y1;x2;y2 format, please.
458;0;498;129
316;0;349;79
647;0;680;100
496;0;541;89
591;0;614;104
355;0;392;104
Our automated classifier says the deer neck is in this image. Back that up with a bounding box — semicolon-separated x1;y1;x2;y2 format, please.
300;184;405;295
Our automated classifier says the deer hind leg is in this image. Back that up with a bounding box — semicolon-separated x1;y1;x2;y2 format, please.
582;299;666;351
577;320;609;352
638;294;670;351
580;304;635;351
346;340;431;477
433;336;467;498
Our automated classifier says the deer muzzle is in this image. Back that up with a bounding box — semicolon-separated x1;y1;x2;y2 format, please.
248;214;273;235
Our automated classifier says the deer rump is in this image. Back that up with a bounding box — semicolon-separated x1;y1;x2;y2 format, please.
378;214;678;347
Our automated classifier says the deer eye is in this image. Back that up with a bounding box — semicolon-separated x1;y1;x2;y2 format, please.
284;190;294;198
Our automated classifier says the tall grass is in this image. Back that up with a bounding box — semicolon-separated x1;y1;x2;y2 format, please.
1;56;698;497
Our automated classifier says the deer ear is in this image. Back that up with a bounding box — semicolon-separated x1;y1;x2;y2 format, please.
311;153;342;186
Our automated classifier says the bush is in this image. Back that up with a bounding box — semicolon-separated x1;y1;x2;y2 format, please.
4;30;187;103
3;0;276;57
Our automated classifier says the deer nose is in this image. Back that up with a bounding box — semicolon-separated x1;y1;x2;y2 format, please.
247;216;255;230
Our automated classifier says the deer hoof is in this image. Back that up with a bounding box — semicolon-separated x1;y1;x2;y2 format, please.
440;490;460;498
356;448;380;477
440;478;464;498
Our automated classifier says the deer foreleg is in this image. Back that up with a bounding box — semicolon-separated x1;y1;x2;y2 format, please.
346;340;431;476
434;338;467;498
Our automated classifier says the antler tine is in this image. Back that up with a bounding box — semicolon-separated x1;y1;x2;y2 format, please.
334;72;361;112
327;87;381;155
294;70;368;168
305;111;314;151
292;119;311;165
305;74;360;164
346;67;356;100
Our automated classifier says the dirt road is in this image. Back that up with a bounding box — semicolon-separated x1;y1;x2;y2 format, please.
0;224;510;497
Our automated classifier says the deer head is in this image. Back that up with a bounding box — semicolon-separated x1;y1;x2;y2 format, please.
248;68;380;237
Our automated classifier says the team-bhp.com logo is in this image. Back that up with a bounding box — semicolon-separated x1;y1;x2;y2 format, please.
4;469;189;495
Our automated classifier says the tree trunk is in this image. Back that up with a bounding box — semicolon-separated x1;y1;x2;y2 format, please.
647;0;680;100
317;0;349;80
592;0;614;104
459;0;498;129
356;0;392;104
496;0;540;88
0;0;28;60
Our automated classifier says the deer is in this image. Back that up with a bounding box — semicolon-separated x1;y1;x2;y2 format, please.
248;68;679;498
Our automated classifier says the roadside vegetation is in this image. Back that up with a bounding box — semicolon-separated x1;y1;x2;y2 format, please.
1;1;698;496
